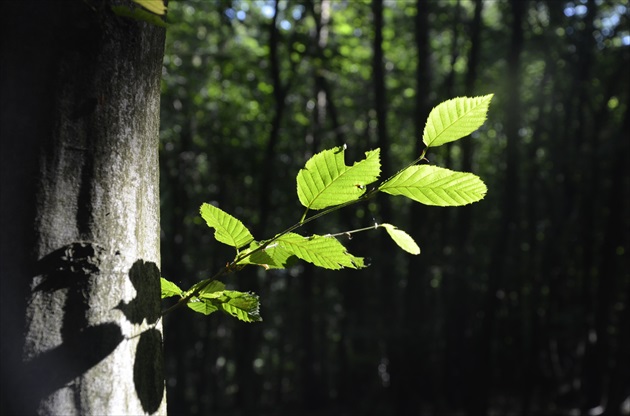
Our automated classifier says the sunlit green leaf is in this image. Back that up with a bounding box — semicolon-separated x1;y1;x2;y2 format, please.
423;94;493;148
297;146;380;211
380;224;420;255
277;233;365;270
186;299;219;316
111;5;167;27
237;241;297;269
380;165;487;206
217;291;262;322
184;280;227;316
200;203;255;249
160;277;183;299
186;290;262;322
185;280;225;298
131;0;167;15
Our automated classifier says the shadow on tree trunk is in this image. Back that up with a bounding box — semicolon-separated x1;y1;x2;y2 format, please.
11;251;165;415
19;323;123;415
117;260;165;414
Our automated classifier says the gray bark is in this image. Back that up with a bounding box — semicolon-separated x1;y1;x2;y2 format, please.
1;1;166;414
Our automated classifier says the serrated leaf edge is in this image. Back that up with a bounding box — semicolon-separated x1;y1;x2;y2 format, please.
200;203;255;249
297;147;381;211
380;165;487;206
422;94;493;148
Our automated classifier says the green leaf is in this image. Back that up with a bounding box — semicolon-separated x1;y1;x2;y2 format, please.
276;233;365;270
297;146;381;211
184;280;226;316
217;291;262;323
187;290;262;322
380;165;487;206
131;0;167;15
111;5;167;27
423;94;493;148
186;299;219;316
237;241;297;269
380;224;420;255
185;280;226;298
200;203;255;249
160;277;183;299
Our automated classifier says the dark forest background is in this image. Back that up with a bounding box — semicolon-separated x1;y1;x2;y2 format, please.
158;1;630;415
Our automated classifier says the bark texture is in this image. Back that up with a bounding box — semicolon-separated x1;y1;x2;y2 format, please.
1;1;166;414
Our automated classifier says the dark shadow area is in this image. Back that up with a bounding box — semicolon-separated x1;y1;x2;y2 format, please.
134;328;165;414
16;323;123;415
116;260;161;325
32;242;104;293
6;243;124;415
117;259;165;414
2;247;166;415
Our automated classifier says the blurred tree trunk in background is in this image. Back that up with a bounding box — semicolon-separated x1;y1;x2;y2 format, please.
446;0;484;411
296;1;334;410
370;1;399;408
469;0;524;414
1;1;165;414
162;97;193;411
596;105;630;416
398;0;433;413
234;1;290;411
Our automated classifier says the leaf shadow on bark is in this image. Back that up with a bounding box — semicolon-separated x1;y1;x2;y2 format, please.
15;246;164;414
116;259;164;414
19;323;124;414
18;243;124;414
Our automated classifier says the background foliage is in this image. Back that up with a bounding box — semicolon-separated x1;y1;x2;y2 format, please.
159;1;630;415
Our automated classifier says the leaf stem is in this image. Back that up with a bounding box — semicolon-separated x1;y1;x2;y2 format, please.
325;223;382;238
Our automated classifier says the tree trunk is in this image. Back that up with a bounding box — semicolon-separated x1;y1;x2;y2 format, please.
371;1;399;407
1;2;166;414
396;0;433;413
468;1;524;414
